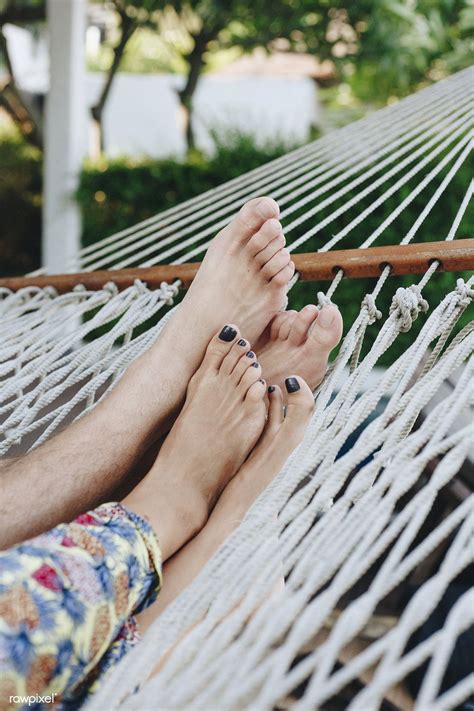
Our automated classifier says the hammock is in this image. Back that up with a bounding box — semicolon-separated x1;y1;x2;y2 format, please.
1;67;473;710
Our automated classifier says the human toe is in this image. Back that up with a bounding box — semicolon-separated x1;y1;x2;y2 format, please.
246;377;267;404
260;248;291;281
220;336;251;375
239;359;263;397
283;376;314;441
288;304;319;345
278;310;298;340
266;384;284;435
270;260;296;287
309;305;343;350
203;324;242;372
248;219;284;259
225;197;280;245
269;311;294;339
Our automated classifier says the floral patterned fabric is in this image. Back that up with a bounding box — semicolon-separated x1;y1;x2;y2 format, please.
0;503;162;710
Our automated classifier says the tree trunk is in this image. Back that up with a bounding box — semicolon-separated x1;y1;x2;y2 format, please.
178;30;213;151
0;28;43;148
90;13;136;156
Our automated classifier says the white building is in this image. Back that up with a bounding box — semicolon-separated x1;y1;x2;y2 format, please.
3;23;322;158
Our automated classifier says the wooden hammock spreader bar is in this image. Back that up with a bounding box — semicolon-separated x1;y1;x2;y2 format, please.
1;239;473;294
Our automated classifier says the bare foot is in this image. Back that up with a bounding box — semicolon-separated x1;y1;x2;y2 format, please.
157;197;294;372
136;375;314;631
125;197;294;446
217;375;314;516
254;304;343;393
123;325;268;561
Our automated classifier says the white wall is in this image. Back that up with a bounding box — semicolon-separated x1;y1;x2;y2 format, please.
90;73;319;158
3;24;49;88
6;24;320;159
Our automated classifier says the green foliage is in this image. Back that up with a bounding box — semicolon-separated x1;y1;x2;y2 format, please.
347;0;474;102
0;128;42;275
87;26;188;74
77;133;293;248
286;155;473;365
90;1;473;109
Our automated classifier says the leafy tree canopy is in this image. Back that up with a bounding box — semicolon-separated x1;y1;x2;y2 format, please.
2;0;472;149
0;0;45;26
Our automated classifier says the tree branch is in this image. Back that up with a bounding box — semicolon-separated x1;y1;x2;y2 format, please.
0;27;42;148
91;12;136;124
179;25;221;105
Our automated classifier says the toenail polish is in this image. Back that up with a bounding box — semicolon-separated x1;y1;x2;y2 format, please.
219;325;237;342
251;362;259;368
268;386;276;394
318;306;335;328
237;339;247;347
285;377;300;393
246;351;255;358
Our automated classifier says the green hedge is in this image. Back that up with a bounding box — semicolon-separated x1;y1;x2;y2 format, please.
76;136;292;249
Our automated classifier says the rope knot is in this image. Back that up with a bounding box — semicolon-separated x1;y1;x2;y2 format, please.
317;291;333;309
133;279;148;296
455;278;474;306
104;281;119;296
159;281;179;305
390;285;428;332
361;294;382;324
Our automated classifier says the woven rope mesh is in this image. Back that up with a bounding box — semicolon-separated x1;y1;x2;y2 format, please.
1;68;473;709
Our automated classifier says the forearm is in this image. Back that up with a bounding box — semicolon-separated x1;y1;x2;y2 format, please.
0;405;141;548
0;348;182;549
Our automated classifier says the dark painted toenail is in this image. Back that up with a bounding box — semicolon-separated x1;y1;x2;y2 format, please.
237;339;247;347
246;351;255;358
251;362;259;368
268;386;276;393
285;377;300;393
219;325;237;342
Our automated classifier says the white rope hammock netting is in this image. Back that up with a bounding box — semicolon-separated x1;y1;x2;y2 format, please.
1;67;473;710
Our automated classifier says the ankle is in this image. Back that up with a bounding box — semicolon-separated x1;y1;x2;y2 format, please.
175;485;210;541
123;471;209;561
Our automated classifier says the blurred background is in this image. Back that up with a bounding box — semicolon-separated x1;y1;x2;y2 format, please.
0;0;472;363
2;0;472;270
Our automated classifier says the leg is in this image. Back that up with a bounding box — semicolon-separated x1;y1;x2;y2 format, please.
123;324;268;560
1;198;293;548
0;328;273;704
136;376;314;631
0;502;162;706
